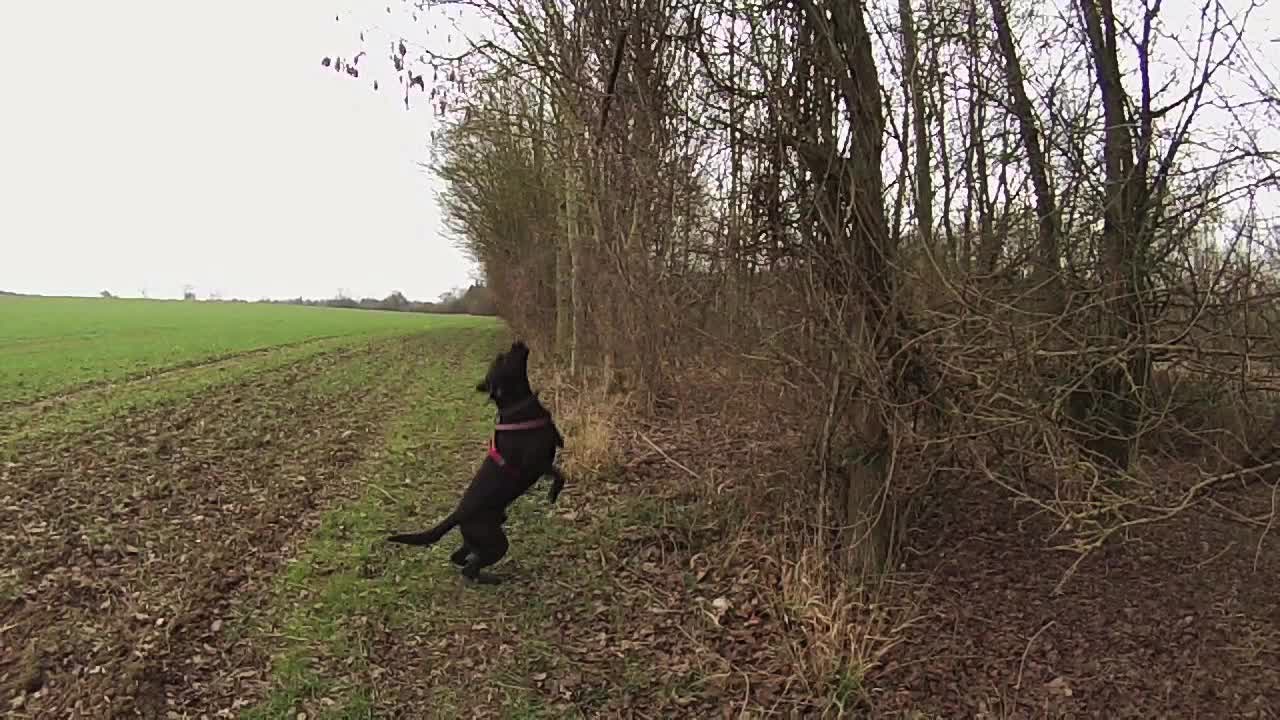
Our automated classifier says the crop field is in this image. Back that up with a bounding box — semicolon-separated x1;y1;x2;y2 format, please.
0;297;742;719
0;296;479;407
7;297;1276;717
0;298;530;716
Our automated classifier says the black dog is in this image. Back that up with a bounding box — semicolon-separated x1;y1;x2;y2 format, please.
386;340;566;585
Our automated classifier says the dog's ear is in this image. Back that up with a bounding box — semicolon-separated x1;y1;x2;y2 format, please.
509;341;530;368
476;352;503;393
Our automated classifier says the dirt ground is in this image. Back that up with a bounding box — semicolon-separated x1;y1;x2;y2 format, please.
3;333;1276;718
871;470;1280;718
565;418;1280;718
0;337;428;718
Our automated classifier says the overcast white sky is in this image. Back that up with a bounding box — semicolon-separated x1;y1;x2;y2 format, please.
1;1;475;302
1;2;1275;302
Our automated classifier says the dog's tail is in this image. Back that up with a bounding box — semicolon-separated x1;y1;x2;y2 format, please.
386;531;439;546
386;508;466;546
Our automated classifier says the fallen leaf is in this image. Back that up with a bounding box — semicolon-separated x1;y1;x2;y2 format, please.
1045;676;1073;697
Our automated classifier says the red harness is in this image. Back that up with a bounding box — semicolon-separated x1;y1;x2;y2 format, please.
487;417;550;474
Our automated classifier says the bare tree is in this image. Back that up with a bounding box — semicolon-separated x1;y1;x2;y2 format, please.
318;0;1280;588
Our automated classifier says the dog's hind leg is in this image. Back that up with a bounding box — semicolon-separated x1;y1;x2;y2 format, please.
449;543;471;567
459;521;509;585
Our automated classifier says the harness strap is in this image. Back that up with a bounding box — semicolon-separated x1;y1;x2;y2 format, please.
488;407;552;476
487;436;516;472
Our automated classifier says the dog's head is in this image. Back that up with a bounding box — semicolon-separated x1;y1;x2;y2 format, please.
475;340;532;403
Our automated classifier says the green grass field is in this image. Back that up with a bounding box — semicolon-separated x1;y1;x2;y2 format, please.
0;298;520;716
0;295;481;404
0;297;727;718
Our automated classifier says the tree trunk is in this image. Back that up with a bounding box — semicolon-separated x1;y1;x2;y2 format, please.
561;124;584;376
1077;0;1150;471
796;0;899;576
899;0;934;252
556;190;574;364
548;94;574;364
931;21;957;266
989;0;1062;307
968;0;997;275
844;357;897;578
726;0;743;332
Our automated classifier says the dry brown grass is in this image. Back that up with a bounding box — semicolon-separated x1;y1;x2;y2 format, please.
640;355;915;710
537;366;628;478
770;514;919;705
1142;362;1280;467
531;350;910;711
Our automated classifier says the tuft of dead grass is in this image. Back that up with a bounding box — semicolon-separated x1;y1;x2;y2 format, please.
771;515;917;706
537;367;627;478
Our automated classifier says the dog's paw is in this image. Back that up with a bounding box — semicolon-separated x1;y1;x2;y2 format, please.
546;488;561;504
463;571;504;586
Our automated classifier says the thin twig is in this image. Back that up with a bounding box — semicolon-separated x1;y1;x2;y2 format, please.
1015;620;1055;691
364;480;397;503
1254;481;1278;572
640;432;700;480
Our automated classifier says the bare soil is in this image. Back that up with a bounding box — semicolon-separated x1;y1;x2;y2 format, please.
871;470;1280;718
4;336;1275;718
0;336;427;718
359;401;1280;718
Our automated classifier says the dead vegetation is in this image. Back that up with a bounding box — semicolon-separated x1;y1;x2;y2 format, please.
345;0;1279;712
288;0;1280;707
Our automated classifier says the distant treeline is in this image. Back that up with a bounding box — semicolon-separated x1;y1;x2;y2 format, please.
257;285;497;316
3;286;498;317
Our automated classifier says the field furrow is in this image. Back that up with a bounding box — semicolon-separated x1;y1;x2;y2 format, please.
0;332;468;717
0;296;481;406
0;333;345;413
0;337;364;453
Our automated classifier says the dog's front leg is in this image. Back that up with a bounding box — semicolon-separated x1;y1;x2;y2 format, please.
545;466;566;504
